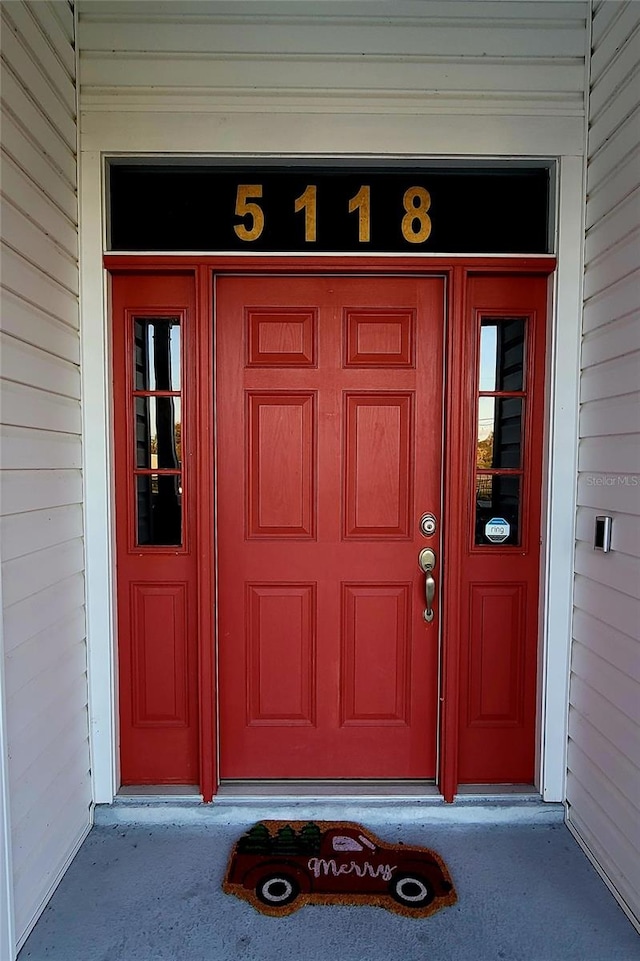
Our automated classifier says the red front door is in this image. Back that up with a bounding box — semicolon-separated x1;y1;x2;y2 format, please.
216;275;444;778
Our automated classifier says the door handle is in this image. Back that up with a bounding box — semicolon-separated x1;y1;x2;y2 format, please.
418;548;437;623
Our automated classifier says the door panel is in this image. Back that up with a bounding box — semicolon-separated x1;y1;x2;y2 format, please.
456;273;547;783
112;272;199;784
216;275;444;778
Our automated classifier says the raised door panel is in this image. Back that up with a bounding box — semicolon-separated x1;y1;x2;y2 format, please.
341;583;411;725
343;393;413;538
246;392;316;538
344;308;415;367
130;583;189;727
467;584;526;727
247;307;317;367
246;583;316;725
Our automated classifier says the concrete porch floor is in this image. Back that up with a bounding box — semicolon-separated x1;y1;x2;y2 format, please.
18;800;639;961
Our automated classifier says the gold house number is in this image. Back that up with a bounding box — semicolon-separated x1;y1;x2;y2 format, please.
233;184;432;243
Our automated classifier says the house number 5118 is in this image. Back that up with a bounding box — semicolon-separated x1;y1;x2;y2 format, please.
233;184;432;243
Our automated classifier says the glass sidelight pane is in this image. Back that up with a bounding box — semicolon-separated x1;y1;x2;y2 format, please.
135;397;182;469
479;318;525;392
136;473;182;545
475;474;520;546
477;397;523;469
134;318;181;391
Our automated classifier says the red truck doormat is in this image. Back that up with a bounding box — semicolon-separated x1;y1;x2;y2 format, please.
223;821;457;918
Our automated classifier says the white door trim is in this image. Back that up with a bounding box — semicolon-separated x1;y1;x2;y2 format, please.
80;150;582;804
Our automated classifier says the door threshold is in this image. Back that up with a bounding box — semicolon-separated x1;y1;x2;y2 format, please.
118;784;202;800
217;779;440;799
456;783;538;797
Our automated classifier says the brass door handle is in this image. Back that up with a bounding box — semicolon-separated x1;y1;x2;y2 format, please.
418;548;437;622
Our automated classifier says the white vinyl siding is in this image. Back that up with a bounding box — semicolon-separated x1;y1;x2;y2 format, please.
0;1;91;953
567;0;640;925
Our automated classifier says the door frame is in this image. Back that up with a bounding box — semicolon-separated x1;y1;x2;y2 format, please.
106;254;555;801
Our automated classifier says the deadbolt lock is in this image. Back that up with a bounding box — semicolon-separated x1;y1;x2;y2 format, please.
419;513;437;537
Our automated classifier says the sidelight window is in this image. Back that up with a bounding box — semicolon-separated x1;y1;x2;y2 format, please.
132;318;183;546
475;318;527;547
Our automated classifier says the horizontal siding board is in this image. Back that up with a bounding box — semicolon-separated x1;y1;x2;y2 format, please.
2;571;85;656
589;26;640;120
1;289;80;363
1;149;78;248
0;78;76;192
7;644;87;748
568;706;639;806
590;1;640;79
51;0;75;43
567;739;639;845
573;607;640;686
588;70;640;155
591;0;625;46
0;505;84;563
1;202;79;294
587;108;640;195
11;737;90;878
11;727;90;849
0;423;82;470
572;641;640;720
0;381;81;434
0;425;81;471
585;187;640;262
578;350;640;402
570;671;639;763
577;470;640;514
0;246;79;324
78;21;586;58
0;333;80;399
7;672;88;787
0;109;77;216
582;268;639;333
79;54;585;95
0;470;82;517
578;434;640;474
2;537;85;608
579;393;640;439
582;229;640;299
573;574;640;647
581;316;640;368
574;541;640;600
2;2;76;110
78;1;586;25
575;506;640;556
4;610;86;699
0;14;76;148
29;1;76;75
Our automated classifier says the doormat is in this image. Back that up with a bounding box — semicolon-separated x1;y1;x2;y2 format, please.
223;821;457;918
